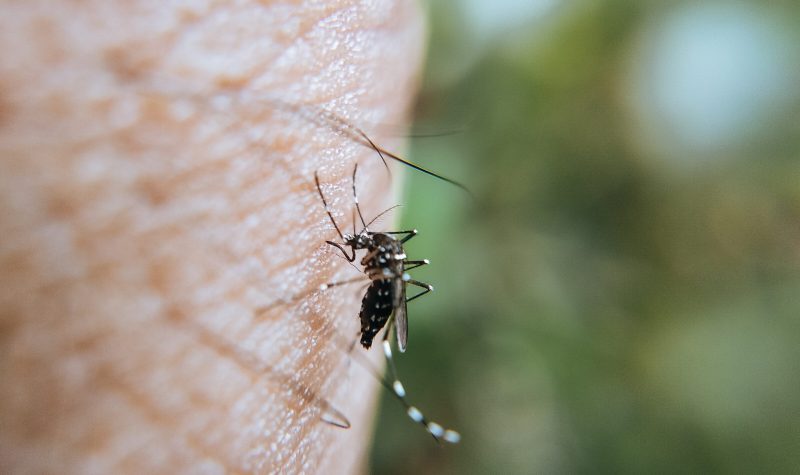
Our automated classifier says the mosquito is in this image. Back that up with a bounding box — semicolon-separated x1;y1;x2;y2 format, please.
312;164;460;444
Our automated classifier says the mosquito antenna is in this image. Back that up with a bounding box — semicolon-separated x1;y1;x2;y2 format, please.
314;171;345;240
364;204;402;229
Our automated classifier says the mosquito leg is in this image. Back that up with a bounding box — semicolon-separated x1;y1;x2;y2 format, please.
254;276;366;315
404;278;433;303
318;396;352;429
316;171;360;262
375;229;417;235
360;248;380;268
403;259;429;271
351;164;368;232
379;339;460;444
371;229;418;243
381;318;401;393
314;171;345;238
317;276;368;293
317;310;461;444
325;240;356;262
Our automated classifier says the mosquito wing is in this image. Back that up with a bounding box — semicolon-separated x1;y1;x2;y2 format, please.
392;277;408;352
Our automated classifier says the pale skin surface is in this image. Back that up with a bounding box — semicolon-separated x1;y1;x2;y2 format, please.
0;1;424;473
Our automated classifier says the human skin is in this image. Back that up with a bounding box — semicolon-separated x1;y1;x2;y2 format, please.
0;1;424;473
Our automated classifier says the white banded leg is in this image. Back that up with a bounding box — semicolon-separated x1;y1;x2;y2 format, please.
381;339;460;444
403;259;429;272
314;322;461;444
404;277;433;303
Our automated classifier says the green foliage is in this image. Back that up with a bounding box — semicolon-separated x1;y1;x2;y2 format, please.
369;1;800;473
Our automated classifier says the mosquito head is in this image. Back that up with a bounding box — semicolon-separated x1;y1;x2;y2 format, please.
343;230;371;250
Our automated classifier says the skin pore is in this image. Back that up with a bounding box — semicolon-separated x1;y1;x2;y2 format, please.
0;1;424;473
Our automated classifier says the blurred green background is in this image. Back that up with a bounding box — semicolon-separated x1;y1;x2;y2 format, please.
369;1;800;473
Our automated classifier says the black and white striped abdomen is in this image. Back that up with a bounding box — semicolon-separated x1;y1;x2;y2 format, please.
358;279;395;349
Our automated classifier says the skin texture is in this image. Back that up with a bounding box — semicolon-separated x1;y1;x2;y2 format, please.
0;1;424;473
